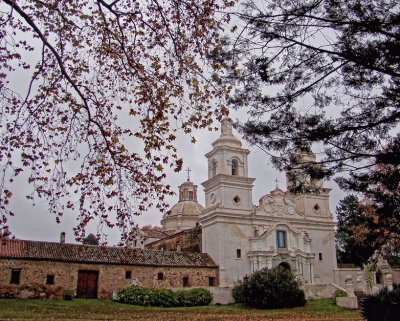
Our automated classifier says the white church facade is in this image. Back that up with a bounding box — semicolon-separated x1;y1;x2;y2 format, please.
157;118;338;287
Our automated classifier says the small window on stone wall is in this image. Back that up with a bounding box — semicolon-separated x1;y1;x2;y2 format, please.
236;249;242;259
10;269;21;285
319;253;323;261
182;276;189;287
157;272;164;280
208;277;215;286
376;270;383;284
46;275;55;285
125;271;132;279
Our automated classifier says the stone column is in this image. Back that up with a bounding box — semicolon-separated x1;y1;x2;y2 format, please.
345;274;356;297
266;257;272;269
386;273;393;291
310;263;315;284
356;271;364;292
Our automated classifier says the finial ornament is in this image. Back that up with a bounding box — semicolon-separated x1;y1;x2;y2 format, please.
221;117;233;136
186;167;192;181
275;178;279;188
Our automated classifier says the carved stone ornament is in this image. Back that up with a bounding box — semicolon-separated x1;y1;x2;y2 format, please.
258;189;301;217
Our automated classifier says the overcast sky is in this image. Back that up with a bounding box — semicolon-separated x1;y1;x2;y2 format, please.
7;116;346;245
3;1;348;245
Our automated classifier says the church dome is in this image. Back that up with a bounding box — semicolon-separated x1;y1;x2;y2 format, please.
165;200;204;219
163;201;204;218
161;178;204;234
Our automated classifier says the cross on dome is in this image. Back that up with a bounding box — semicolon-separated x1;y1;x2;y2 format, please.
186;167;192;181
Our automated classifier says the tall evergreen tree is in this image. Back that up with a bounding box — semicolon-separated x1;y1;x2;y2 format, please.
220;0;400;252
222;0;399;181
336;195;375;266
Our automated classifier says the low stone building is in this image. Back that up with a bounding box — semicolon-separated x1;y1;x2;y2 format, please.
126;226;169;249
0;239;219;299
146;225;202;252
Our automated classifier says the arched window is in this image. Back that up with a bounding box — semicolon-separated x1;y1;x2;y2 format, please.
232;159;238;176
211;160;217;177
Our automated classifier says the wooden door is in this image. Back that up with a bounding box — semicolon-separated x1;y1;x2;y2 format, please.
77;270;99;298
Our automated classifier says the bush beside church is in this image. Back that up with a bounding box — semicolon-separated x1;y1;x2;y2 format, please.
232;267;306;309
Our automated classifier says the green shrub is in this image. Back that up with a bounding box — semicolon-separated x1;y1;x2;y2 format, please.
334;290;347;298
118;285;143;305
175;288;213;307
362;287;400;321
118;286;212;307
62;290;74;300
146;288;177;307
232;267;306;309
232;280;245;303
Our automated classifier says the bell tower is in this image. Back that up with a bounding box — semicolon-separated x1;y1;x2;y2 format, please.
202;118;255;213
286;142;332;219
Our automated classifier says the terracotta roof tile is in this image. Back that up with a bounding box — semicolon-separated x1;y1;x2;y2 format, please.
0;239;217;268
141;229;168;239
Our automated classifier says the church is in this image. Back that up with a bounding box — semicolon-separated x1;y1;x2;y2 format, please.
2;118;398;300
147;117;338;287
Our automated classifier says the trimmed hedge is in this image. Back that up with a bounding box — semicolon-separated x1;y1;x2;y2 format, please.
118;286;212;307
362;288;400;321
232;267;306;309
175;288;213;306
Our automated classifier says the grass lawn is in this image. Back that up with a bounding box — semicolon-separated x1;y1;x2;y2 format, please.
0;298;362;321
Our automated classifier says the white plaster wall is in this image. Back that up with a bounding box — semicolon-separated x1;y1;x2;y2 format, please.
220;185;252;211
202;220;252;287
307;228;337;284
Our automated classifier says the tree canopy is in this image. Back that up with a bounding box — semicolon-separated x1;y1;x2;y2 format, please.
0;0;234;242
223;0;399;181
220;0;400;252
335;194;375;266
83;233;99;245
338;153;400;254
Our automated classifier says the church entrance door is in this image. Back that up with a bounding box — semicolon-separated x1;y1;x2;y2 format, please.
77;270;99;298
278;262;291;271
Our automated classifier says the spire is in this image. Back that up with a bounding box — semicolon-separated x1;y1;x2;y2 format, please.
221;117;234;136
212;117;242;148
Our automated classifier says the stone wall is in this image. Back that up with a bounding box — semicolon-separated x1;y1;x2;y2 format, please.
302;283;345;300
334;266;400;293
0;259;218;299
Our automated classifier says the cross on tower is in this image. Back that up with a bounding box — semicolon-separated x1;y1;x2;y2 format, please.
186;167;192;181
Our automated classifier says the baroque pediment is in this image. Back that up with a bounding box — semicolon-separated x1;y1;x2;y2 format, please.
256;188;302;217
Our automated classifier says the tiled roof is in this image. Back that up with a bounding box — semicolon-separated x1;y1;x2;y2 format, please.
0;239;217;268
141;228;168;240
